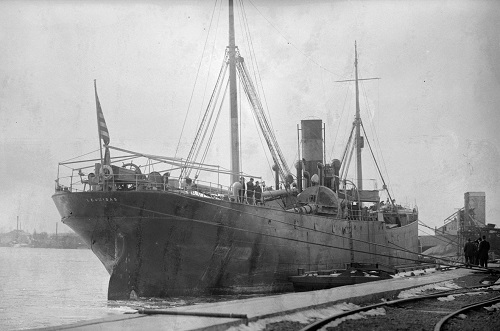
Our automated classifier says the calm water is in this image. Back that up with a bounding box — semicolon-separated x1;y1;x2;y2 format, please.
0;247;255;330
0;247;114;330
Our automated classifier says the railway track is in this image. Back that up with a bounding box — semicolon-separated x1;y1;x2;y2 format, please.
298;281;500;331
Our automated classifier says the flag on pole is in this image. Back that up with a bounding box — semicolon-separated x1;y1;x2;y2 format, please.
94;80;110;145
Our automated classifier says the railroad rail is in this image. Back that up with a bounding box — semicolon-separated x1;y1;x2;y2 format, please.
299;283;500;331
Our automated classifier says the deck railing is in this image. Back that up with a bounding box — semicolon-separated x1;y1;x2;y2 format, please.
55;165;232;199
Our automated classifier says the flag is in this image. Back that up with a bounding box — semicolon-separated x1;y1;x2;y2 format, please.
94;80;110;145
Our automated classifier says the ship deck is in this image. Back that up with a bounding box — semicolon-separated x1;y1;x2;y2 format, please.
32;266;493;331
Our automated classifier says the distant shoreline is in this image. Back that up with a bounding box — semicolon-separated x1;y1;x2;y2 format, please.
0;230;89;249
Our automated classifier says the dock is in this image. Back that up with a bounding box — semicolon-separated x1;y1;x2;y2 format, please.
35;267;482;331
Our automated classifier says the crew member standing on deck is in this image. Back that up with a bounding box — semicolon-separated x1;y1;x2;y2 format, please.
254;181;262;205
246;178;255;205
463;238;476;268
238;177;246;203
478;235;491;268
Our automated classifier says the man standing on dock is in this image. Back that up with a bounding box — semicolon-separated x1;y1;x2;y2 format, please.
478;235;491;268
463;238;476;268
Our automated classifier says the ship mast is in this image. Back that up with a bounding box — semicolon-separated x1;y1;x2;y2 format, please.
354;42;362;191
336;42;379;192
229;0;240;184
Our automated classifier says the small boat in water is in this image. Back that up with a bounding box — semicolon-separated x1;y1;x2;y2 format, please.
289;263;395;292
52;0;419;300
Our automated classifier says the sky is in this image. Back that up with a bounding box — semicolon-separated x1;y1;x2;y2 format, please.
0;0;499;235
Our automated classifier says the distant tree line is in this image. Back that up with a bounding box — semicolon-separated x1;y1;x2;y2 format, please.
0;230;88;249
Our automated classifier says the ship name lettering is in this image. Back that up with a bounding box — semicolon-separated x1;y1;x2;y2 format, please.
86;198;118;203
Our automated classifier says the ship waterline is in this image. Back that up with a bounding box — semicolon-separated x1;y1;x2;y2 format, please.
53;190;418;299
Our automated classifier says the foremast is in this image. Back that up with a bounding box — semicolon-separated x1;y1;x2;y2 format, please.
354;42;362;191
229;0;240;184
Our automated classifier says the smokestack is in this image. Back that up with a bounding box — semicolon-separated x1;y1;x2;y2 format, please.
301;120;323;180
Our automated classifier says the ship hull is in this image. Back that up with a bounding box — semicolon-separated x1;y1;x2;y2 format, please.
52;190;418;300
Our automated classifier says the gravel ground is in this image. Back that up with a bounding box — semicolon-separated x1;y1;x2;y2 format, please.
256;270;500;331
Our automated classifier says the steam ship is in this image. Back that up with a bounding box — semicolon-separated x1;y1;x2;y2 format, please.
52;0;418;300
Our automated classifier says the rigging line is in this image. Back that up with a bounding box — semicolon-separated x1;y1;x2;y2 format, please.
239;0;261;100
236;57;291;179
339;123;355;179
418;221;460;247
335;68;356;162
341;131;356;181
360;79;390;194
418;228;460;249
182;55;229;179
63;156;139;174
186;62;229;178
237;71;277;179
60;149;101;163
360;120;394;202
127;190;420;257
59;154;140;167
418;230;459;249
238;0;275;136
360;78;393;198
196;80;230;177
388;240;458;264
240;69;276;181
239;0;268;123
246;0;342;78
196;0;224;134
361;82;392;188
188;56;228;170
197;93;229;178
237;0;259;100
174;0;219;159
328;74;351;160
116;200;424;264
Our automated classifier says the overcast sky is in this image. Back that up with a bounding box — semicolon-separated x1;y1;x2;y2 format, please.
1;0;499;235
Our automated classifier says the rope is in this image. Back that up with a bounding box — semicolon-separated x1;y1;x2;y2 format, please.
360;120;394;203
419;221;461;247
181;54;229;179
196;80;230;178
174;0;220;159
60;149;100;163
360;78;393;196
329;78;353;160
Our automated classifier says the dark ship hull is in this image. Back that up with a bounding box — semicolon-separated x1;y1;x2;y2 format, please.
52;189;418;300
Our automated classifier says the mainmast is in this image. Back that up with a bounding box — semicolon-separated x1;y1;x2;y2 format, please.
354;42;363;191
336;43;379;191
229;0;240;184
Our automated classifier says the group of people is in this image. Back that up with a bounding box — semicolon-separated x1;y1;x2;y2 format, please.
237;177;263;205
463;236;491;268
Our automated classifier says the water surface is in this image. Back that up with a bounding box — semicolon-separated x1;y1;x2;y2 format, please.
0;247;112;330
